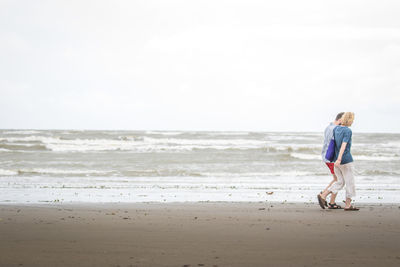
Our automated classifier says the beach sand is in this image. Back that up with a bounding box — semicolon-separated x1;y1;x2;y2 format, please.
0;202;399;267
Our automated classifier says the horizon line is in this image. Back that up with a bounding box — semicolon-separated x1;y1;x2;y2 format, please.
1;128;399;134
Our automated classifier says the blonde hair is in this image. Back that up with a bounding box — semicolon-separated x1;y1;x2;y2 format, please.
341;112;355;126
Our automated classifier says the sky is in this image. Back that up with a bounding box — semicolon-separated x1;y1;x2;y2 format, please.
1;0;400;133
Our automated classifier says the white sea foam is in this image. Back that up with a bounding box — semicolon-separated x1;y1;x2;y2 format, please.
290;153;321;160
376;141;400;148
142;137;265;146
1;136;271;151
273;144;321;151
355;155;400;161
290;153;400;161
264;135;318;141
18;168;112;175
204;131;251;136
2;130;41;135
0;169;18;176
0;136;55;143
146;131;183;135
202;171;321;177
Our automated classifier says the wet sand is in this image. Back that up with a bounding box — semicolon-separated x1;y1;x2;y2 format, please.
0;202;399;267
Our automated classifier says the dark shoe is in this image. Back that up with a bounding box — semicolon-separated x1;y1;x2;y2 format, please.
328;203;342;209
344;206;360;211
317;194;326;209
320;191;328;207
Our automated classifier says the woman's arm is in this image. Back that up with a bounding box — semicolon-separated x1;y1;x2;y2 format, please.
335;142;347;167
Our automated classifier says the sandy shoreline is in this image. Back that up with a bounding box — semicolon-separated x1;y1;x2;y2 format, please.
1;202;399;267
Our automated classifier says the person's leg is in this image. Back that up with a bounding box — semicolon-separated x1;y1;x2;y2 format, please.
321;174;344;204
326;174;338;203
323;163;336;192
323;173;337;193
320;167;343;201
345;198;351;208
342;163;356;209
329;192;338;204
321;163;337;196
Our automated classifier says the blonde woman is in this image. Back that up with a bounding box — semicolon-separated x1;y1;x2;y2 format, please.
318;112;359;211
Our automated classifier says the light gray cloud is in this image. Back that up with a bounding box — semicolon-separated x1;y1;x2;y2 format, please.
1;0;399;132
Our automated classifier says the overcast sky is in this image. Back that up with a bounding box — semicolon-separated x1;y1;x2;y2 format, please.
1;0;400;132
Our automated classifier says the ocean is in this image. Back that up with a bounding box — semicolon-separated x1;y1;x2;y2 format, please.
0;129;399;204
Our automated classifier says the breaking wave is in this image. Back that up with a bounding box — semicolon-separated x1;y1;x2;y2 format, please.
0;143;49;151
0;135;323;152
16;168;113;176
0;169;18;176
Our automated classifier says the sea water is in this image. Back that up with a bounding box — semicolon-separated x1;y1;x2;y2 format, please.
0;130;399;203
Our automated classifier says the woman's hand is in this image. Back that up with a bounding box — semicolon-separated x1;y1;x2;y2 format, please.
335;142;347;168
334;159;341;167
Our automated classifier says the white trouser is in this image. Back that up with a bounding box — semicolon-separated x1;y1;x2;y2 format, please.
328;162;356;199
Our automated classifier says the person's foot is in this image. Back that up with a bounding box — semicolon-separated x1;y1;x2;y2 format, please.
344;205;359;211
317;194;327;209
320;191;328;207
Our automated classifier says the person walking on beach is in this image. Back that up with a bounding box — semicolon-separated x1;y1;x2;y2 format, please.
318;112;359;211
319;112;344;209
